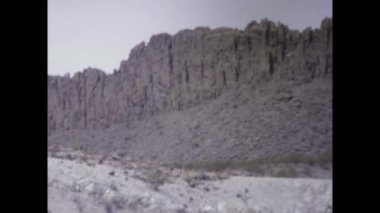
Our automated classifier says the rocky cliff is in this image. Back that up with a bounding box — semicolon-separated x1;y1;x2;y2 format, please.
48;18;332;135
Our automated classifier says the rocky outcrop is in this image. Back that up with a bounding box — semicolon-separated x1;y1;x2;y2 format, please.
48;18;332;135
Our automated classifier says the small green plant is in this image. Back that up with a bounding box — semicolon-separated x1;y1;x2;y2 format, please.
73;140;82;151
271;165;298;177
139;167;168;191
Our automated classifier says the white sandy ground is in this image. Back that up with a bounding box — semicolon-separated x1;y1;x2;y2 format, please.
48;155;332;213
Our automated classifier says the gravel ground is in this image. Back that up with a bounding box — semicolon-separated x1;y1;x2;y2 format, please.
48;154;332;213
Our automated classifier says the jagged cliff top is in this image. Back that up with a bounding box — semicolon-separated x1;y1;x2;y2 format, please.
48;17;332;79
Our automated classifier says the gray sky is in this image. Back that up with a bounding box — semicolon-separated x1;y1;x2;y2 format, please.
48;0;332;76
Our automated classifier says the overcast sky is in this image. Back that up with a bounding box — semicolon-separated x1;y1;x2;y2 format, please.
48;0;332;76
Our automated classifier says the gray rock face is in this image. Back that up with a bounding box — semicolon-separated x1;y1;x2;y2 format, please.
48;18;332;135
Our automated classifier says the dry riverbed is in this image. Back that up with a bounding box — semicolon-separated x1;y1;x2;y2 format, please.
48;149;332;213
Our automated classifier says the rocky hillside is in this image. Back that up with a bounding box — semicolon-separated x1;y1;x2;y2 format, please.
48;77;332;164
48;18;332;135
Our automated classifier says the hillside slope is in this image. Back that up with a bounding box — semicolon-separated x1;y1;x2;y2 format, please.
49;77;331;164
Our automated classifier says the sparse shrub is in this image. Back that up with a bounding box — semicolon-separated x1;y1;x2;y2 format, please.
172;162;183;169
288;167;297;177
185;161;234;172
105;202;113;213
73;140;82;151
193;143;200;148
180;153;331;177
109;183;118;192
66;154;74;160
280;154;303;164
305;157;316;166
303;166;312;176
99;153;110;164
316;153;332;167
184;175;199;188
138;168;168;191
273;169;289;177
273;167;297;177
176;208;187;213
110;195;126;210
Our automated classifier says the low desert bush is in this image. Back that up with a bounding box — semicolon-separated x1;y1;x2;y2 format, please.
272;167;298;177
138;167;168;191
180;153;331;175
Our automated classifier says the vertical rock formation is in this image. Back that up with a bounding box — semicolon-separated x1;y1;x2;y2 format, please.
48;18;332;135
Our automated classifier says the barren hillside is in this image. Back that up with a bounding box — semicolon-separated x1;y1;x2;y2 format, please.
49;77;331;165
